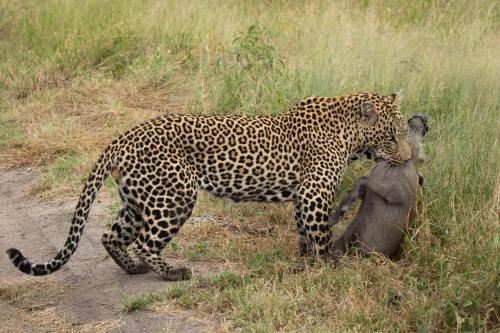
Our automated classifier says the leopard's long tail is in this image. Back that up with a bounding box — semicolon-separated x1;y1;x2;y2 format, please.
6;144;117;276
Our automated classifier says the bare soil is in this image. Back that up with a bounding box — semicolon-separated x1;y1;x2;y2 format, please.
0;168;221;333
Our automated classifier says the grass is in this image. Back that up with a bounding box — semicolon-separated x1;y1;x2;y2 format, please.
0;278;63;310
183;242;210;261
0;0;498;331
212;271;252;290
121;292;163;312
105;199;121;226
0;113;25;148
0;279;120;332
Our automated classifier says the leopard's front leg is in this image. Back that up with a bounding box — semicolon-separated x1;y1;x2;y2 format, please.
297;169;337;261
294;201;313;256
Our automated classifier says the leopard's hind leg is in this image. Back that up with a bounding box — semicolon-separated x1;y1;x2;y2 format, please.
128;160;197;281
101;203;149;274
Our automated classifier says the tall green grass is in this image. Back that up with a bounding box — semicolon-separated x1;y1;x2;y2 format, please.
0;0;498;331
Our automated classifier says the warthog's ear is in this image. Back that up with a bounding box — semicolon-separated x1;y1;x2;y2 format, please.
361;101;378;125
390;90;403;106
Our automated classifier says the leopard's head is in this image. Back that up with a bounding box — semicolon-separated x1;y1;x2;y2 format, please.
352;91;411;164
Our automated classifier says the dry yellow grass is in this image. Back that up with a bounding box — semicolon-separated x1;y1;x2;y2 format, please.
0;307;120;333
0;279;120;333
1;79;188;167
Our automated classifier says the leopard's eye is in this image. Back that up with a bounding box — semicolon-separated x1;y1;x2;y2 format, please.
386;132;397;143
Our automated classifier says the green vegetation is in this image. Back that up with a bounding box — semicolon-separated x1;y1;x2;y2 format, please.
0;0;498;331
105;199;121;226
184;241;209;261
212;271;252;290
34;153;97;197
0;114;24;148
121;292;163;312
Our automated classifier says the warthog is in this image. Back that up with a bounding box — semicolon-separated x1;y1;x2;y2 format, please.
330;113;428;261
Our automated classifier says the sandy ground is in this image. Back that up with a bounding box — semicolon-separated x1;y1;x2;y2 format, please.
0;168;221;333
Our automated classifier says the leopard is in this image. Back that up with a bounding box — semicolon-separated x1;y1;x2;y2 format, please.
6;91;411;281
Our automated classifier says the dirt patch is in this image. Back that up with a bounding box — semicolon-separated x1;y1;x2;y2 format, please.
0;168;222;332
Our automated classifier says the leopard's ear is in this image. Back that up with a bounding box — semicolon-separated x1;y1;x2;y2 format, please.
361;101;378;125
390;90;403;106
